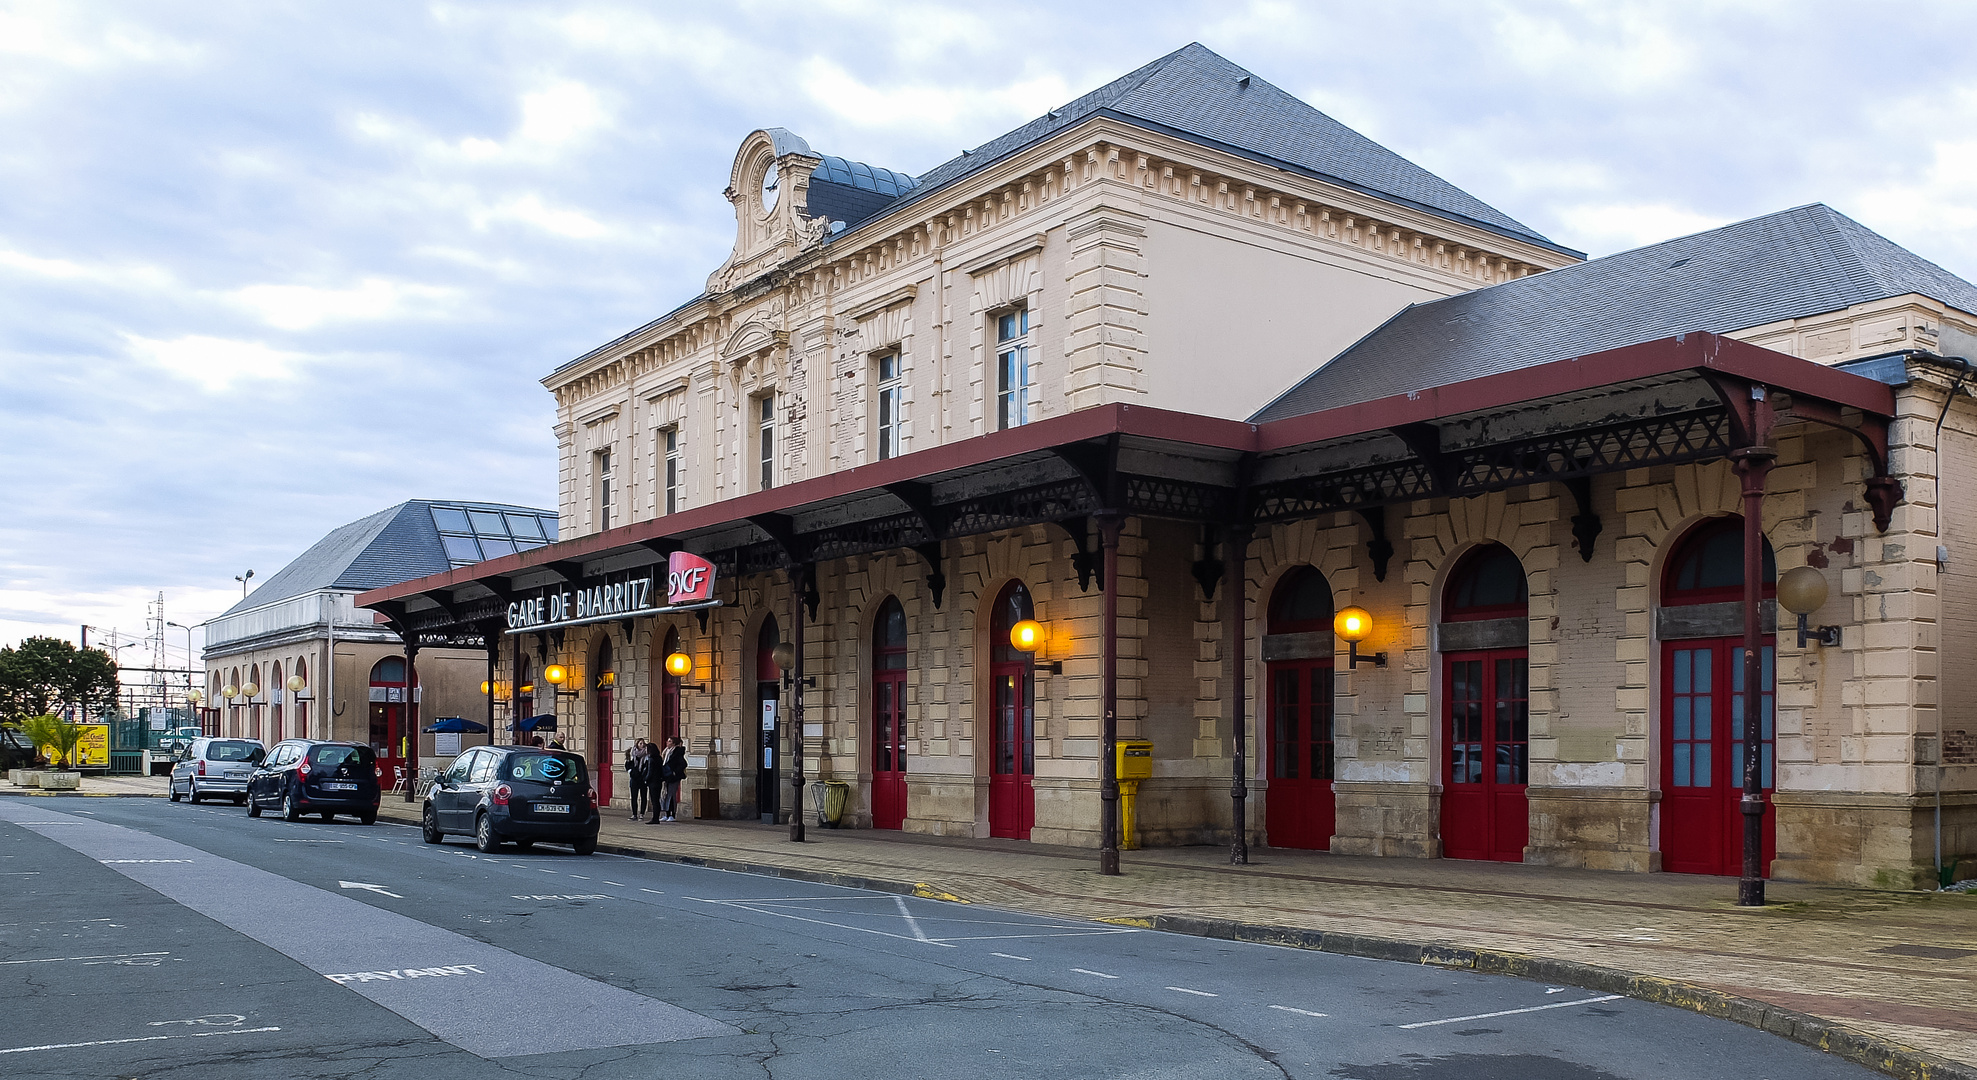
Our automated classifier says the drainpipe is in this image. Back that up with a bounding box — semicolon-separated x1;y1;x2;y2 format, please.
1932;355;1972;889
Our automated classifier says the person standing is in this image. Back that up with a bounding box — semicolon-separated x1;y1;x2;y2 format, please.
655;737;687;822
646;736;670;823
625;740;650;821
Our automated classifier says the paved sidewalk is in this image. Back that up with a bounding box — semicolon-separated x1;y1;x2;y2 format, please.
12;773;1975;1076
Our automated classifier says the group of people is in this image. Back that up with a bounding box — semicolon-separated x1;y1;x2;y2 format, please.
625;736;687;823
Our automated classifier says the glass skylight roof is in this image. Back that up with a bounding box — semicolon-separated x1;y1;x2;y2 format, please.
431;503;559;568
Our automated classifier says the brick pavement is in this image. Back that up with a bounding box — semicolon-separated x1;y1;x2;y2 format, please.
13;774;1976;1077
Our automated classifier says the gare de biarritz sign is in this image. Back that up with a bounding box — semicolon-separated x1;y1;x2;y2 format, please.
503;550;720;635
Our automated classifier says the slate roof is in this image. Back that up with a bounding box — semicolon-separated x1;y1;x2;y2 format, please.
222;500;557;617
902;42;1565;252
1251;204;1977;422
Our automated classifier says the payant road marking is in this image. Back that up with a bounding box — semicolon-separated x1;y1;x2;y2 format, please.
1400;995;1624;1029
1167;986;1217;997
324;964;486;984
1269;1005;1328;1018
1072;968;1120;979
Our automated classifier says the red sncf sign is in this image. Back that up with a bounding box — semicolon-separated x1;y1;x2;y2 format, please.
666;551;716;605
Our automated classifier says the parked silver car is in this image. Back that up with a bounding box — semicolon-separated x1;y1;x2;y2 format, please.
168;738;265;805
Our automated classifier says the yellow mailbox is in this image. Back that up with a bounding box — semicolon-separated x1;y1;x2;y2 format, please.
1116;740;1153;849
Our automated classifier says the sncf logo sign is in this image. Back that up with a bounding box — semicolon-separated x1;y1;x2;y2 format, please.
667;551;716;605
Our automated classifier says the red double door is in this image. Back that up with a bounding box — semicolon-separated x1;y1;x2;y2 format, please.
1661;639;1775;876
1441;651;1530;862
872;665;907;830
987;662;1034;839
1265;657;1334;849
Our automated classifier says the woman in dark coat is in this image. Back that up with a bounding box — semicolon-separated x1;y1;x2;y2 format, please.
625;740;650;821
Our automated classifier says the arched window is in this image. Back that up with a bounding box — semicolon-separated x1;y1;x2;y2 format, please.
291;659;308;740
1269;566;1333;633
1444;544;1529;621
371;657;406;685
872;597;908;829
1664;517;1776;605
987;582;1036;839
270;661;284;743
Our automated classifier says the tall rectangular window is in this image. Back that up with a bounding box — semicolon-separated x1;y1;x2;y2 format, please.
875;351;904;460
757;394;776;491
996;309;1032;430
663;428;683;514
595;447;614;531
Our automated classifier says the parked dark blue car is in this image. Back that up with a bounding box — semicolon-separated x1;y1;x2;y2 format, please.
246;740;381;824
422;745;598;854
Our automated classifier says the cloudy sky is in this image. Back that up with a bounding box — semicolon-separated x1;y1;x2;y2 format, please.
5;0;1976;669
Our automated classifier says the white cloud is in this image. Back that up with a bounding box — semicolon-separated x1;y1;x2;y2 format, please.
352;81;610;167
123;334;313;391
229;277;464;330
473;193;611;239
797;57;1069;137
0;245;175;290
1551;202;1733;257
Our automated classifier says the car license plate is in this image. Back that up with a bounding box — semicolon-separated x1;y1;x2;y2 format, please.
225;770;248;778
533;803;569;814
323;782;356;791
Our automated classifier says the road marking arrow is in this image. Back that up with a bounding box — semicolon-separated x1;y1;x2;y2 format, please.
338;880;403;898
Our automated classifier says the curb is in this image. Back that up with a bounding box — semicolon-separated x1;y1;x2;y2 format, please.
370;802;1975;1080
0;789;164;798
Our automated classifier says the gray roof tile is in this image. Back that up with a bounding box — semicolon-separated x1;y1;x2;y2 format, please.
1251;204;1977;422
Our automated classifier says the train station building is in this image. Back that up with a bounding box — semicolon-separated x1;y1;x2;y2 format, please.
357;43;1977;888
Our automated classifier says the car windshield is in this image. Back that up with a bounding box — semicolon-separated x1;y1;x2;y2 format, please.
502;752;587;786
206;741;260;762
308;745;374;776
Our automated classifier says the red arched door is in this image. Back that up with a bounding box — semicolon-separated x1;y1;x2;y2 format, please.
987;582;1035;840
1440;544;1530;862
1265;567;1335;850
1660;518;1776;876
592;638;614;807
657;627;681;745
369;657;408;791
872;598;908;830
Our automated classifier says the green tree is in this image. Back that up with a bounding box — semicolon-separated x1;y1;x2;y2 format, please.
0;637;120;725
21;714;83;768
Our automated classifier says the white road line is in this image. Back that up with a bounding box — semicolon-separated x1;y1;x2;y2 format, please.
1269;1005;1328;1018
567;875;590;880
893;895;933;943
0;1026;281;1055
1071;968;1120;979
603;881;627;887
537;869;557;874
0;951;170;966
1399;995;1624;1029
1167;986;1217;997
990;952;1032;961
639;888;664;895
687;898;956;947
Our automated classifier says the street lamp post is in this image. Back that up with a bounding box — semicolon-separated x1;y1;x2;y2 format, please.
167;621;198;721
235;570;254;598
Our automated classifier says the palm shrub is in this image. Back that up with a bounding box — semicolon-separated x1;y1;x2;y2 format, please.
21;714;82;769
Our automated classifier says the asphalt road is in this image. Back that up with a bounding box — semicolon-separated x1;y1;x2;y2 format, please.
0;796;1881;1080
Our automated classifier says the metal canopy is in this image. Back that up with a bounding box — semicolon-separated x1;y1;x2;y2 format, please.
359;334;1898;638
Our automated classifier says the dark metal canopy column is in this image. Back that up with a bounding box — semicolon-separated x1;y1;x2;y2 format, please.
1731;385;1778;906
1225;524;1252;865
1098;513;1122;876
790;562;810;843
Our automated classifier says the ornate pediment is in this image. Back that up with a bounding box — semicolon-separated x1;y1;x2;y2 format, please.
707;129;827;295
723;319;789;362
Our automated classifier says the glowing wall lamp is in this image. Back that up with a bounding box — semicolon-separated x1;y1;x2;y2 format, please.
664;650;705;692
1778;565;1842;648
1008;618;1062;674
1333;606;1387;668
542;664;580;698
771;641;815;689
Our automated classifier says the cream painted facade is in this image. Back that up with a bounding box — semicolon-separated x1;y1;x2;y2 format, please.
375;55;1977;890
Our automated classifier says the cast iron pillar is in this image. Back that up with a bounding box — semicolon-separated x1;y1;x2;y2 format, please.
402;641;421;803
485;632;498;747
790;563;809;843
1226;525;1252;864
1732;443;1777;906
1098;514;1123;876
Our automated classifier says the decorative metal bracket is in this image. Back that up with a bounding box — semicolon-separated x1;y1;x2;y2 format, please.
1565;477;1602;563
1191;525;1223;602
1357;508;1393;582
913;541;946;609
1056;516;1102;591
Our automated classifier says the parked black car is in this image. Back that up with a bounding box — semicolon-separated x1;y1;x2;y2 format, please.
246;740;381;824
422;745;598;854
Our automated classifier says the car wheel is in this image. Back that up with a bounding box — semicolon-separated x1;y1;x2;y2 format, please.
421;804;442;844
233;796;246;806
247;795;262;818
358;810;376;826
474;813;502;853
573;836;596;856
186;781;199;805
513;839;535;851
169;784;182;803
320;812;334;822
282;790;301;822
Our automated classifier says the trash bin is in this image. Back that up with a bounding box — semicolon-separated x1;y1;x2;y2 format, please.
817;781;850;828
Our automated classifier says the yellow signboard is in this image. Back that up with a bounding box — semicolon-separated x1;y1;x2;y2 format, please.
37;724;109;768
